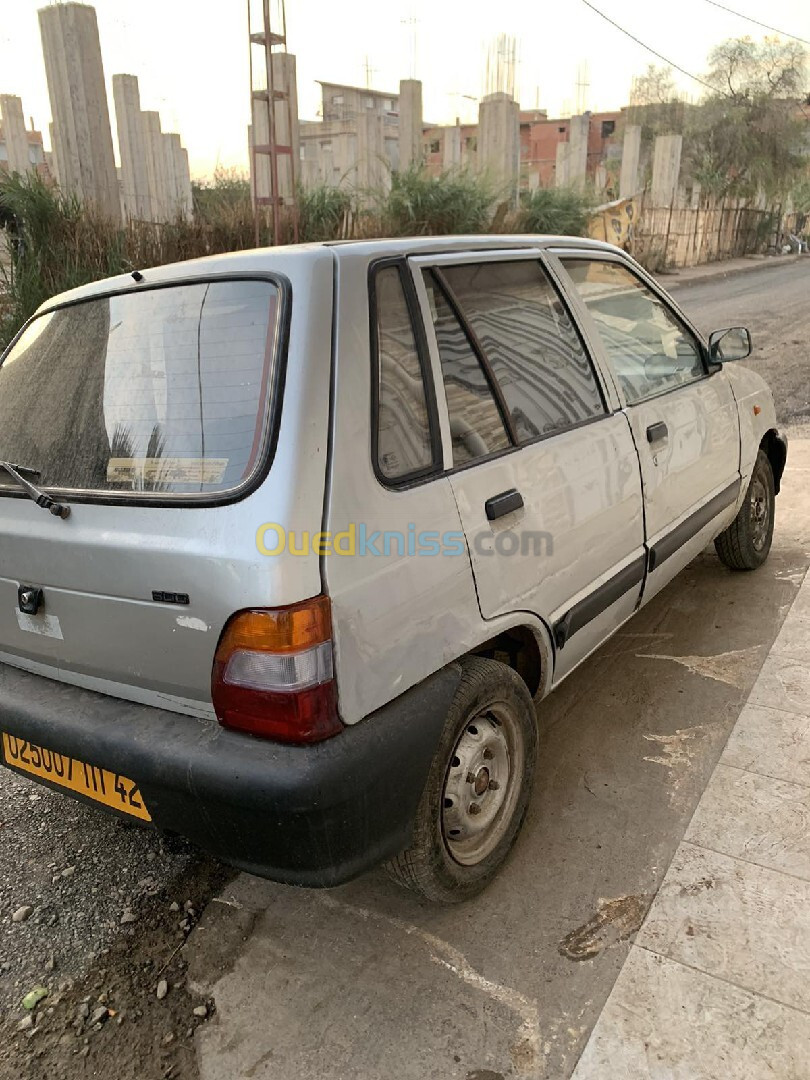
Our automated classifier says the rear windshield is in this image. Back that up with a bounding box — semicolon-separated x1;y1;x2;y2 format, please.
0;279;282;499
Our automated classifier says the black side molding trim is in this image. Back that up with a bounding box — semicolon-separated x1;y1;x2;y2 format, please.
485;489;524;521
648;480;740;573
554;555;646;650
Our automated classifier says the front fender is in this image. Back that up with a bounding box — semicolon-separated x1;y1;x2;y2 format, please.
722;364;780;491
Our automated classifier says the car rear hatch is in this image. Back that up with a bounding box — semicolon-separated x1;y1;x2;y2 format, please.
0;254;333;716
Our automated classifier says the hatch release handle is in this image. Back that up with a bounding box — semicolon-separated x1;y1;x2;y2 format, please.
18;585;44;616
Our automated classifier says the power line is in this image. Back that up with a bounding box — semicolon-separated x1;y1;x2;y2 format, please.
702;0;810;48
578;0;726;96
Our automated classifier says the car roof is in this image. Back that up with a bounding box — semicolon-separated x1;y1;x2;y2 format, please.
36;234;625;314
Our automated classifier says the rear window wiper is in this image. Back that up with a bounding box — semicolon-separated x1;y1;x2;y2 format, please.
0;461;71;519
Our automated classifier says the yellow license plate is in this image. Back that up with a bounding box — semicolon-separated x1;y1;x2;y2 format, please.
1;733;151;822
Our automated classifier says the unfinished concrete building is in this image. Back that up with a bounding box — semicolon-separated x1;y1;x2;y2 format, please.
0;96;32;176
0;102;48;180
299;82;400;190
38;2;120;220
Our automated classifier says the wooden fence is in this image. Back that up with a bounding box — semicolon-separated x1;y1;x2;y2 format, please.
589;195;790;270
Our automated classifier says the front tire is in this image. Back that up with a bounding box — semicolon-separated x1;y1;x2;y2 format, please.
386;657;537;903
715;449;775;571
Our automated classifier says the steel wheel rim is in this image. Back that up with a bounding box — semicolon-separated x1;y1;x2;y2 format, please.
441;705;524;867
750;476;770;552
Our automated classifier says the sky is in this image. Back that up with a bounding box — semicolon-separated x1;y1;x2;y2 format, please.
1;0;809;179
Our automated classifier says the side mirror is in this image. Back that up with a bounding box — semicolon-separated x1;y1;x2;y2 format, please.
708;327;752;364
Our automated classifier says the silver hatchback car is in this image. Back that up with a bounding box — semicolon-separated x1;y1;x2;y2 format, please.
0;236;786;902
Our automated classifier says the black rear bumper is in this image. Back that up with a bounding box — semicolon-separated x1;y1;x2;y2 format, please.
0;662;458;887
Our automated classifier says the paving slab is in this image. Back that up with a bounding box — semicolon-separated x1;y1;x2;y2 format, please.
685;764;810;880
637;841;810;1012
571;947;810;1080
721;704;810;789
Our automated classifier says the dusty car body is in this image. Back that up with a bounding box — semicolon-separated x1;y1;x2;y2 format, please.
0;236;786;901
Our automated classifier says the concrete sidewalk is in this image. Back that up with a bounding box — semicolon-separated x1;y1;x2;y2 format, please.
572;504;810;1073
656;253;802;290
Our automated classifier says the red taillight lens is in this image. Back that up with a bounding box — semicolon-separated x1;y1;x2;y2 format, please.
212;597;343;744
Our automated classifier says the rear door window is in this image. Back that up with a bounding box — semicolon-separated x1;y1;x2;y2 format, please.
423;271;511;467
439;260;605;442
0;279;282;499
373;265;438;482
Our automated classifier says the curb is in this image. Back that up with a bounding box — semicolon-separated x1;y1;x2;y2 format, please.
658;254;803;290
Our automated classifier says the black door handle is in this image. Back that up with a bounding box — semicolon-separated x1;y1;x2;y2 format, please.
485;489;524;521
647;421;668;443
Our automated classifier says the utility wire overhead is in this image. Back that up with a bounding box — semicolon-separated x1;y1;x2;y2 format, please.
702;0;810;48
578;0;728;96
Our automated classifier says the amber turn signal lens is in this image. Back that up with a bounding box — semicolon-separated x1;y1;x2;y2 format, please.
215;596;332;657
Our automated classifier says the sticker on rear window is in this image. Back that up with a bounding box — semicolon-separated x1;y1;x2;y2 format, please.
106;458;229;486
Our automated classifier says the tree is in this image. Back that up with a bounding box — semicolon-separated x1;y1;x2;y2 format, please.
686;37;809;199
629;64;677;108
626;64;686;141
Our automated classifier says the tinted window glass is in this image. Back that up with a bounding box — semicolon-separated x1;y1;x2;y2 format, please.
441;260;604;442
374;266;435;481
424;273;510;467
563;259;704;404
0;280;280;496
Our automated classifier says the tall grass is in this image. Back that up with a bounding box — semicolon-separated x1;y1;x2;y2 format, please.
0;168;596;351
514;186;594;236
0;174;126;347
381;164;496;236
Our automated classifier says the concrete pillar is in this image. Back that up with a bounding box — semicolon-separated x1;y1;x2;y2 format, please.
0;96;31;175
174;143;193;219
355;110;387;194
249;110;271;207
272;53;299;204
48;121;62;186
160;133;192;220
651;134;683;207
112;75;151;220
250;53;299;207
398;79;422;170
142;111;169;221
619;124;641;198
567;114;589;188
162;133;181;218
38;2;120;220
443;125;461;169
594;162;608;195
478;92;520;202
555;140;570;188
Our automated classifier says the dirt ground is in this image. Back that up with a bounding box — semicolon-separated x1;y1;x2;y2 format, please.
670;257;810;434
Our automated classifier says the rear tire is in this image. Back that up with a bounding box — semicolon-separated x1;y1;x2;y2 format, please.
714;449;775;571
385;657;537;903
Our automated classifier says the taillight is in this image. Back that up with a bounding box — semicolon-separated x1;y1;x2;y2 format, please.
212;596;343;744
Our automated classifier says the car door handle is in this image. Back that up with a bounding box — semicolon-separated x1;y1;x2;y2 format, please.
647;421;668;443
485;489;524;521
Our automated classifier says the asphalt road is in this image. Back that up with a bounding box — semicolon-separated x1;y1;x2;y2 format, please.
0;257;808;1079
669;258;810;433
